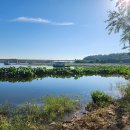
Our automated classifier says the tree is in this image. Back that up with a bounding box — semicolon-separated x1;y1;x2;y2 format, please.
106;0;130;50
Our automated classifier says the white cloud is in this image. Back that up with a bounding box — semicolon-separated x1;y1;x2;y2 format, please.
14;17;74;26
15;17;50;23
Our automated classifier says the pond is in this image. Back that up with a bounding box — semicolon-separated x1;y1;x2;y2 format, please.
0;75;127;105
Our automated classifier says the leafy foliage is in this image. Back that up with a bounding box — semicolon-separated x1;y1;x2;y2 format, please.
0;66;130;82
106;0;130;50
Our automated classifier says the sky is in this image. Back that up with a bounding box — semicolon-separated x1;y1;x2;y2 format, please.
0;0;128;60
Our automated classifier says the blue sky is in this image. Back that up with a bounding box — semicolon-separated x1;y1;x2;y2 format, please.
0;0;127;59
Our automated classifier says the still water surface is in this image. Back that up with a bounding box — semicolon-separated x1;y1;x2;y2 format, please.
0;76;127;105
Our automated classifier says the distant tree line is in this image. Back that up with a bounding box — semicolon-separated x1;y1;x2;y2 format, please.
75;53;130;63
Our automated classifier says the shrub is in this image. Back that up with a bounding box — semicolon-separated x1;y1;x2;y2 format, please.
91;91;112;103
86;91;113;111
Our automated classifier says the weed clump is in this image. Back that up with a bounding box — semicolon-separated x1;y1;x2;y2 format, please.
91;91;112;103
86;91;113;111
0;96;78;130
43;96;78;121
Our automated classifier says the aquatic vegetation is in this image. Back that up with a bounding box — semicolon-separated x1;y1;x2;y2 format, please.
0;115;47;130
118;82;130;99
117;82;130;113
0;96;78;130
0;65;130;82
43;96;78;121
62;89;130;130
91;91;112;103
86;91;113;111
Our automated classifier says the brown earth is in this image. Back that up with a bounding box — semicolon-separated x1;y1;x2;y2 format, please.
53;105;130;130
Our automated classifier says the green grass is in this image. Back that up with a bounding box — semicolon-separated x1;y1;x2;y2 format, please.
117;82;130;113
86;83;130;114
0;115;47;130
118;82;130;99
0;96;78;130
43;96;78;121
91;91;112;103
86;91;113;111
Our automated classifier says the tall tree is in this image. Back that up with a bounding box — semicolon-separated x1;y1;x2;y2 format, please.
106;0;130;50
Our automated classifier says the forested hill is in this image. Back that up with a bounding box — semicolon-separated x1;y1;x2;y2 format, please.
76;53;130;63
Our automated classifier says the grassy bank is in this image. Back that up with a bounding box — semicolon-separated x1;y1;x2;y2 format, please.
1;83;130;130
0;65;130;82
61;83;130;130
0;96;78;130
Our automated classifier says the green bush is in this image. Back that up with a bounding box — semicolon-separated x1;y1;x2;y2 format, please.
86;91;113;111
0;66;130;82
91;91;112;103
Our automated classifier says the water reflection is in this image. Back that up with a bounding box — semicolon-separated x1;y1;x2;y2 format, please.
0;76;127;105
